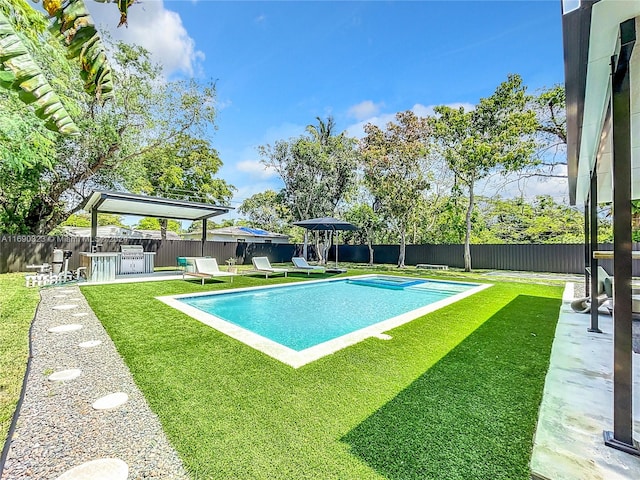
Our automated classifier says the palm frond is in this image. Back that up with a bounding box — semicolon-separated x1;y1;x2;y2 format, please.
0;11;79;135
49;0;114;103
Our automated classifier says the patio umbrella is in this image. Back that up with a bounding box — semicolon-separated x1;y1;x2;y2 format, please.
293;217;358;268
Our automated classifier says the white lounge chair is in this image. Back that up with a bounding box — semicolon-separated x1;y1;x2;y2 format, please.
250;256;289;278
291;257;325;275
183;258;235;285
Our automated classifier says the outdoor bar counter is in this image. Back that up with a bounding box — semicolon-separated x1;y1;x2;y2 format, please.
80;251;155;282
593;250;640;259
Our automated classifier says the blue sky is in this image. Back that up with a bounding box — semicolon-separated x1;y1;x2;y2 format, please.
87;1;567;218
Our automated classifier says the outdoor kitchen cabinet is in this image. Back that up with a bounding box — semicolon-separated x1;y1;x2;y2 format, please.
79;252;119;282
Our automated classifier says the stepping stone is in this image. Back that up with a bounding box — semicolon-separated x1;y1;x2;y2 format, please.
373;333;393;340
79;340;102;348
71;313;88;317
92;392;129;410
52;304;78;311
53;295;68;299
55;458;128;480
48;369;82;381
48;324;83;333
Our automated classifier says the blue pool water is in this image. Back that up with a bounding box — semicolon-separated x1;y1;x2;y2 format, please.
178;276;477;351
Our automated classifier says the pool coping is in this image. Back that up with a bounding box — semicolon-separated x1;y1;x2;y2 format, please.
156;275;492;368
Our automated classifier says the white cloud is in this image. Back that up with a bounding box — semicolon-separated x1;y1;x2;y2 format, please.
216;98;233;111
86;1;204;77
412;102;475;117
347;100;384;121
344;102;476;138
236;160;277;179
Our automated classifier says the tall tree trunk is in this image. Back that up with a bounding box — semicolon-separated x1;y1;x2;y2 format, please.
368;238;374;265
398;229;406;268
464;183;474;272
160;218;168;240
314;232;324;264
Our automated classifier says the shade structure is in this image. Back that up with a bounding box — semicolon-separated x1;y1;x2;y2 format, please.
292;217;358;267
82;190;231;256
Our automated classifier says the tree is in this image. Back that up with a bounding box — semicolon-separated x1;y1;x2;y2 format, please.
514;84;568;185
0;0;124;135
61;212;125;228
238;190;291;234
344;203;383;265
260;116;359;261
476;195;583;244
136;217;181;234
126;132;234;239
360;110;431;267
0;39;225;235
433;74;538;271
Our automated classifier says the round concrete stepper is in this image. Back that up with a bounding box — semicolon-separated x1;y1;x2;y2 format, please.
54;458;128;480
71;312;88;317
48;324;83;333
52;304;78;311
92;392;129;410
48;369;82;382
78;340;102;348
373;333;393;340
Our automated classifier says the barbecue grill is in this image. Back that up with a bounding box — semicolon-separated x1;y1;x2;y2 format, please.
119;245;145;274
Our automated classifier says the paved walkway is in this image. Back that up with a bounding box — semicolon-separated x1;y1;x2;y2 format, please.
1;285;188;480
530;283;640;480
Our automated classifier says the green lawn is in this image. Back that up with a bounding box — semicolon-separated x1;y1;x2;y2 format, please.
0;273;40;443
81;269;562;479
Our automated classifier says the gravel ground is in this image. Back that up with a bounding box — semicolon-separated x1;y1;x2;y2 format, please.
1;285;189;480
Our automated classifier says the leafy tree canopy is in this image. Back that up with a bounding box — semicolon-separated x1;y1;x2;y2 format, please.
135;217;182;233
238;190;292;234
0;34;231;235
433;74;539;270
61;212;125;228
360;110;432;267
259;116;359;222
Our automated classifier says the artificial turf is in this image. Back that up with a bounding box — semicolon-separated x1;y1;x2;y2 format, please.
81;271;562;479
0;273;40;444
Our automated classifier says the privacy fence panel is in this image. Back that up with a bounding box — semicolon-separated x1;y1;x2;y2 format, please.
2;234;639;275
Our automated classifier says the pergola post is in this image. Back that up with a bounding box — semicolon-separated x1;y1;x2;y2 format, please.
584;203;590;289
588;170;602;333
90;208;98;252
201;219;207;257
603;17;639;456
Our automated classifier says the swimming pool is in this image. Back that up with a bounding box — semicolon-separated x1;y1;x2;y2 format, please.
158;275;490;368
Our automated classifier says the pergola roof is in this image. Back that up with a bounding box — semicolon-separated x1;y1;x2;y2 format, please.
564;0;640;204
82;191;231;221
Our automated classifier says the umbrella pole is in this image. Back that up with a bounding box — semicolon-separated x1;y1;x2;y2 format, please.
335;228;339;268
303;230;308;260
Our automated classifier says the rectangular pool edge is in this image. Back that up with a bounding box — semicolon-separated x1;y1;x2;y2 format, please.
156;276;493;369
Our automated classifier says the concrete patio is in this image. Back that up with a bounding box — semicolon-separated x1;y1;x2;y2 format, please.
530;283;640;480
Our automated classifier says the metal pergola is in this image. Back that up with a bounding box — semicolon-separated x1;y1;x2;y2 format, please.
562;0;639;456
81;191;232;256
